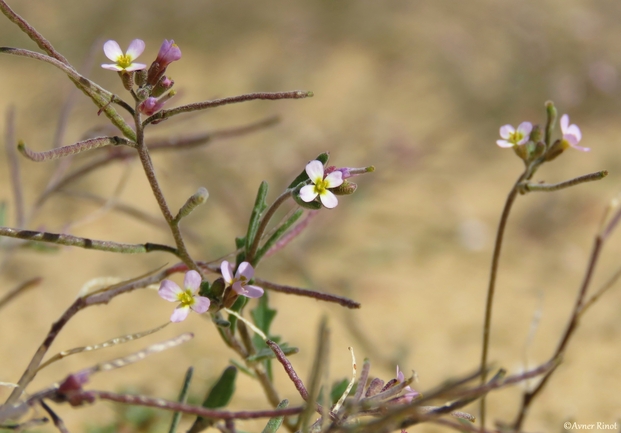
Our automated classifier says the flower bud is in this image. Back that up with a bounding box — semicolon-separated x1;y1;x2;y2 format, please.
175;187;209;221
331;180;357;196
544;138;568;162
151;75;174;97
119;71;134;91
138;97;165;116
135;69;148;87
147;39;182;86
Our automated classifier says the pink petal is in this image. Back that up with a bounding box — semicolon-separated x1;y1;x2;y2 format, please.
560;114;570;134
517;121;532;135
221;261;234;284
184;270;202;292
170;306;190;322
126;39;145;59
241;284;264;298
236;262;254;280
159;280;182;302
124;63;147;71
325;171;343;188
569;142;590;152
319;190;338;209
496;139;513;148
396;365;405;382
566;124;582;143
499;125;515;139
232;281;245;294
191;296;211;314
103;40;123;61
305;160;324;183
101;63;124;71
299;185;318;202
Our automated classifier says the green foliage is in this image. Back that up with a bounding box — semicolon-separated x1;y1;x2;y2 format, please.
188;366;238;433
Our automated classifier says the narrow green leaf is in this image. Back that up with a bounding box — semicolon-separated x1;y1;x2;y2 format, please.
235;236;247;267
251;292;277;341
228;295;248;331
246;345;299;362
287;152;330;189
188;366;238;433
246;181;269;253
261;399;289;433
168;367;194;433
255;209;303;263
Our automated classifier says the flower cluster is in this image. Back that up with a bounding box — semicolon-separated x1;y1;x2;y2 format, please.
496;112;589;161
101;39;181;117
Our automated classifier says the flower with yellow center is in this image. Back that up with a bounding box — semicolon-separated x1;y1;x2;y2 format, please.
101;39;147;72
299;160;344;209
158;270;210;322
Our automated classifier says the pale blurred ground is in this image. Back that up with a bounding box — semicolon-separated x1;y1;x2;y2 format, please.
1;1;621;432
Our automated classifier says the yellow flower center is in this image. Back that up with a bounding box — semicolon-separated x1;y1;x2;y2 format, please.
313;177;329;195
177;289;195;307
116;54;133;69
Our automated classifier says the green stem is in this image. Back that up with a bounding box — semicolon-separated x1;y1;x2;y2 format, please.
246;189;293;265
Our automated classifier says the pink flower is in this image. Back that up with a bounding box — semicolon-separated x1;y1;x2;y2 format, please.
299;160;344;209
101;39;146;72
158;270;211;322
221;261;264;298
396;365;420;403
560;114;589;151
496;122;533;148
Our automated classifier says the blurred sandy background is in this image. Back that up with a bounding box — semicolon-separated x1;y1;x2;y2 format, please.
1;1;621;431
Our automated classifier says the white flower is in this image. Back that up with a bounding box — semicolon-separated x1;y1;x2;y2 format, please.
299;160;344;209
158;270;210;322
496;122;533;148
560;114;589;151
101;39;147;72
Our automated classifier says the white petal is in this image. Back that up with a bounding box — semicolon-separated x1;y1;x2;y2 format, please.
305;160;324;183
560;114;569;134
191;296;211;313
124;63;147;71
569;142;590;152
126;39;145;60
236;262;254;280
319;190;338;209
184;270;202;292
325;171;343;188
159;280;182;302
221;261;234;284
101;63;123;71
103;40;123;61
499;125;515;139
299;185;318;202
496;139;513;148
170;306;190;322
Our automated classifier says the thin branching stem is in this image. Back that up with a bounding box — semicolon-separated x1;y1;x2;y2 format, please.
479;170;527;427
0;226;179;255
18;136;135;162
511;203;621;429
143;91;313;126
132;108;199;273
